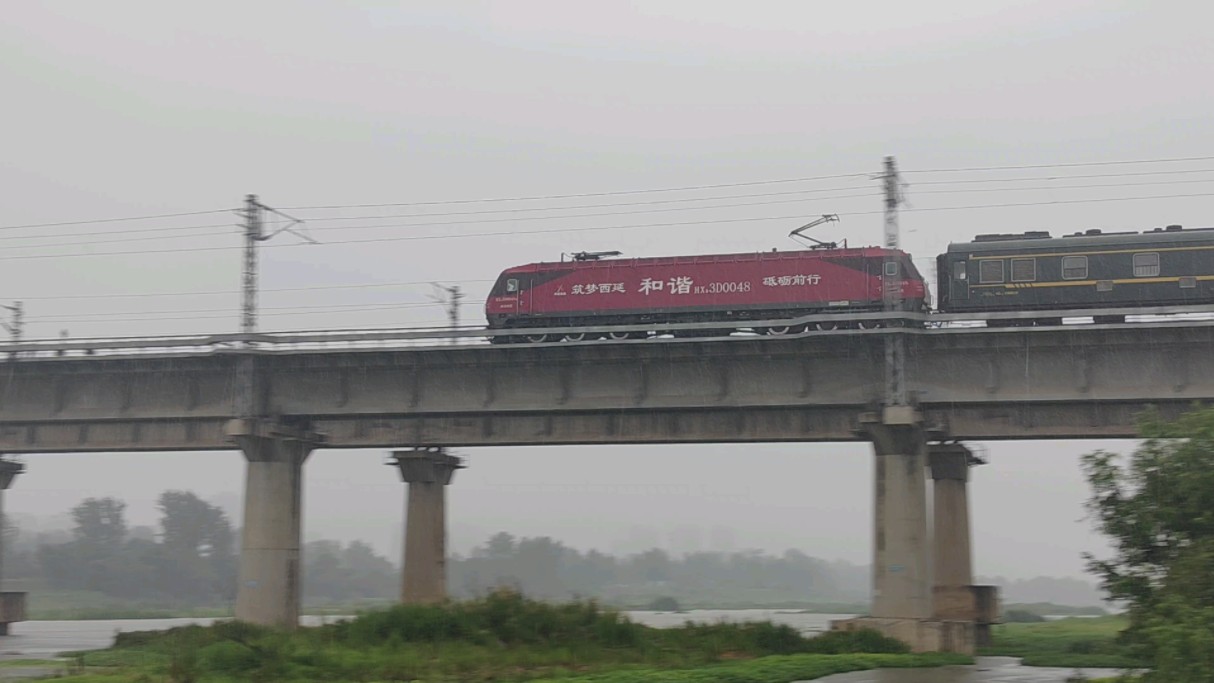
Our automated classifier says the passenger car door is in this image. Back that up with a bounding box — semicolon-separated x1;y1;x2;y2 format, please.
950;260;970;301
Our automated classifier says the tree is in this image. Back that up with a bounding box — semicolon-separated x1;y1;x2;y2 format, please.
71;497;127;549
156;491;236;603
1082;407;1214;680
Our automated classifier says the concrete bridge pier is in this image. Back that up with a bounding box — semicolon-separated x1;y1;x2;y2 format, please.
832;407;974;654
228;419;323;629
0;458;26;635
390;448;464;604
866;406;931;620
930;443;999;646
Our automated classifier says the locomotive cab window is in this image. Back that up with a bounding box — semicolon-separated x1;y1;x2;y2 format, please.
979;260;1004;284
953;262;966;280
505;278;519;293
1062;256;1088;280
1011;258;1036;282
1133;252;1160;277
884;261;899;276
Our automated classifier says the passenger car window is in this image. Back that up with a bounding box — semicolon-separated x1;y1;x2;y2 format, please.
506;279;519;293
953;262;967;280
979;260;1004;284
1011;258;1036;282
1062;256;1088;280
1133;252;1160;277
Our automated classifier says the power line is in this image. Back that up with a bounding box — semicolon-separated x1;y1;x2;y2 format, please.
908;167;1214;186
279;171;876;210
1;190;1213;262
903;155;1214;174
6;155;1212;237
0;221;235;243
8;171;1214;252
0;191;882;252
291;186;880;220
8;165;1214;246
30;302;442;325
0;209;233;232
910;177;1214;196
10;175;1214;254
9;278;497;302
29;300;450;320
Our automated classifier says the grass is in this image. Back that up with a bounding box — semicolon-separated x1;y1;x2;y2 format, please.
44;591;970;682
0;659;66;668
980;615;1146;668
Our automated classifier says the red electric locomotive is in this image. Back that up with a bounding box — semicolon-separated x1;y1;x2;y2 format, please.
485;246;928;342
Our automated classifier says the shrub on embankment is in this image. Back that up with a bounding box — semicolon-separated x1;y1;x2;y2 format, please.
980;616;1148;668
73;590;947;682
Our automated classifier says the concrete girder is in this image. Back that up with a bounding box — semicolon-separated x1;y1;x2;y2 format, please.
0;401;1202;453
0;326;1211;453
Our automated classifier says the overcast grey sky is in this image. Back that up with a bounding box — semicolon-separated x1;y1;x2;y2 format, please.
2;1;1212;580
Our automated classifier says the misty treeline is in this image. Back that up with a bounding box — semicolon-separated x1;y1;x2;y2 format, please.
448;532;868;607
8;493;237;605
3;493;1101;609
3;492;396;607
3;495;868;607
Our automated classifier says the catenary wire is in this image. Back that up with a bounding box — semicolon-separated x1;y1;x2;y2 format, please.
8;154;1212;234
2;191;1214;262
27;300;459;320
0;209;235;232
0;191;883;252
9;166;1214;245
279;171;876;210
8;174;1214;253
903;155;1214;174
30;302;446;325
9;279;497;301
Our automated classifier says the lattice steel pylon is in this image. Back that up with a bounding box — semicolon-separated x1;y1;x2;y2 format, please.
0;302;22;343
241;195;263;336
881;156;908;406
240;194;314;336
236;195;314;416
430;283;464;345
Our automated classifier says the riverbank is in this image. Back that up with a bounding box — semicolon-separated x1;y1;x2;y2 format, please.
37;592;968;682
980;615;1146;668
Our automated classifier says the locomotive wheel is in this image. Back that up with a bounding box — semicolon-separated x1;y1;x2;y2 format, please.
606;331;632;341
856;319;882;329
763;324;806;336
563;332;599;342
525;333;550;343
814;319;841;331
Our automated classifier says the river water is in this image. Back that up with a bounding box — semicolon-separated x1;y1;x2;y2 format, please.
0;613;1129;683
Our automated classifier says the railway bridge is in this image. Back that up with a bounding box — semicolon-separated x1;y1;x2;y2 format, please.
0;307;1211;651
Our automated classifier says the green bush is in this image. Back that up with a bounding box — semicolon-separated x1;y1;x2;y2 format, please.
196;641;259;675
804;629;910;654
336;589;645;648
59;596;961;683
